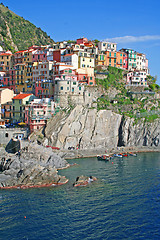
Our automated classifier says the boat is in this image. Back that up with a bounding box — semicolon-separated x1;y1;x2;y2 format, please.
114;154;123;158
129;152;137;157
119;153;128;157
97;155;110;161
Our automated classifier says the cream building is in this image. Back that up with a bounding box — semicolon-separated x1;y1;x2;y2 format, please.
0;88;14;118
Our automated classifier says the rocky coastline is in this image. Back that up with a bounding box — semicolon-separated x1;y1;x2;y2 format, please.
0;143;69;189
0;141;159;190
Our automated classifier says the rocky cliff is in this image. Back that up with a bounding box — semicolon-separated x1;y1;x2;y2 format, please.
0;143;69;189
42;105;160;150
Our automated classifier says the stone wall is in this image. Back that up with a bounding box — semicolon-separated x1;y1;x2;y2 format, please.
0;128;28;145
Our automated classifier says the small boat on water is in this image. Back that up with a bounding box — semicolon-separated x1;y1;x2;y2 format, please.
114;154;123;158
119;153;128;157
97;155;110;161
129;152;137;157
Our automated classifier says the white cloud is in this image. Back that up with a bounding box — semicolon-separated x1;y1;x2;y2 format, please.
103;35;160;43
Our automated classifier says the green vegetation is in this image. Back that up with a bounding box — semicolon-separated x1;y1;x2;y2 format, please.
96;66;124;90
96;66;160;123
0;3;54;51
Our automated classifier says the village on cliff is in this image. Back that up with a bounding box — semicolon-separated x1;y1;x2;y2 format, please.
0;37;157;137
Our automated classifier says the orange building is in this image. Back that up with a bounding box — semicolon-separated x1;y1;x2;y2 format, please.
116;51;123;69
106;51;117;67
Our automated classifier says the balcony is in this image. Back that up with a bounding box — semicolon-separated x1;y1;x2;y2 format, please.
109;55;117;58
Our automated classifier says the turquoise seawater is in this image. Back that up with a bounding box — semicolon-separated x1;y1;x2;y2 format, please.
0;152;160;240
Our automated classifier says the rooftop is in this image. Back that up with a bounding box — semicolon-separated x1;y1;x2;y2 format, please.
13;93;32;100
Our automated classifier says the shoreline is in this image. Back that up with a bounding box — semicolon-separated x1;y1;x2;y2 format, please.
58;146;160;160
0;179;69;190
1;145;159;190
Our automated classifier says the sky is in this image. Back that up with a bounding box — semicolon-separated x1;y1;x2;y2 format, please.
3;0;160;84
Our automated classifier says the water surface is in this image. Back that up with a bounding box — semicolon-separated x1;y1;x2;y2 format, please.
0;152;160;239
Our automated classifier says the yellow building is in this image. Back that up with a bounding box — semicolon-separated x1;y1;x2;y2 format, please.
15;63;26;93
96;54;106;66
0;51;14;71
78;53;95;68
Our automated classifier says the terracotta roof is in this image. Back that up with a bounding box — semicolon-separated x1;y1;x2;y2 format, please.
13;93;32;100
15;50;27;54
0;53;12;56
63;54;74;57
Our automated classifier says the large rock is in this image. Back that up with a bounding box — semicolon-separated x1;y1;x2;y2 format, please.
44;106;122;150
43;105;160;150
0;143;69;189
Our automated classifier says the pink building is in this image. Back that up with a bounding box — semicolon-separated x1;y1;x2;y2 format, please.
14;50;26;64
2;69;15;91
76;73;95;85
32;50;47;62
25;98;55;133
123;52;128;69
76;38;88;45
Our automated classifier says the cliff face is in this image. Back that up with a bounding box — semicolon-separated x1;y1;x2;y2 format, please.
43;105;160;150
118;116;160;147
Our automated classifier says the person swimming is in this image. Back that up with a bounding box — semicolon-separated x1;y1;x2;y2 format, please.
88;176;93;183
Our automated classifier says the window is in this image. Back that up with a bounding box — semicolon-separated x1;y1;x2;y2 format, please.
79;87;81;90
67;87;69;90
55;81;57;84
67;81;69;84
114;53;116;57
5;133;8;137
73;82;76;85
90;82;93;85
61;86;63;90
109;52;111;57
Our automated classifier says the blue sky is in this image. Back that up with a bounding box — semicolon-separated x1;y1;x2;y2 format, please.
3;0;160;84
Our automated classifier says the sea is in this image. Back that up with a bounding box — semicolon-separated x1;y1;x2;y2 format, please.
0;152;160;240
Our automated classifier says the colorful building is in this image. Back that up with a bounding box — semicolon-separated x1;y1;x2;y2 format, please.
120;49;137;71
0;88;14;119
12;93;36;123
61;53;78;69
0;51;14;71
76;68;95;85
14;63;26;93
127;70;148;86
1;101;12;121
106;51;117;67
98;41;117;52
76;38;88;45
78;52;95;68
25;98;55;133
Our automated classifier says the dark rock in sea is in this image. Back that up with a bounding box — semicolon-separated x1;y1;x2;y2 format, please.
0;143;69;189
